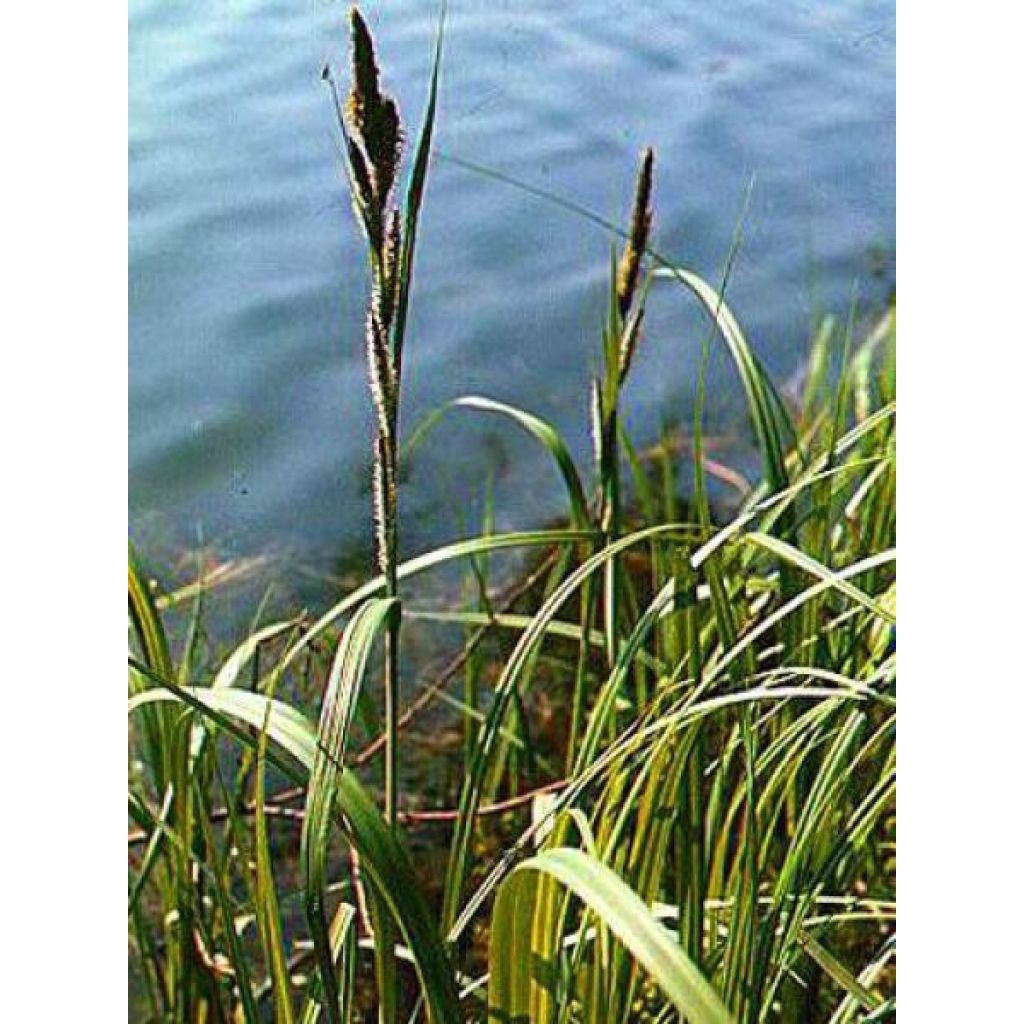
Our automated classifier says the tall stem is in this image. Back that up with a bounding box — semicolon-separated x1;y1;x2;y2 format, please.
383;499;400;832
331;9;441;1019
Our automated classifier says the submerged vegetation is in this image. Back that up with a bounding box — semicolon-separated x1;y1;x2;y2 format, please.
128;8;895;1022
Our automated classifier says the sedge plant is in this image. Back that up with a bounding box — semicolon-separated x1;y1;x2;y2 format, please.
129;7;895;1021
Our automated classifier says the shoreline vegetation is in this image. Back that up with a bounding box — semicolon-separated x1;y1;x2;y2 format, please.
128;8;895;1022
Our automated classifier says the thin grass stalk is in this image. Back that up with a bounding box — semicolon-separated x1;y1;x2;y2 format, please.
331;17;410;1016
194;786;260;1023
678;542;707;974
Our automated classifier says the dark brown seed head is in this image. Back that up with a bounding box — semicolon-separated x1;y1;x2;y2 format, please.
346;7;404;215
616;147;654;319
349;8;382;119
367;96;403;207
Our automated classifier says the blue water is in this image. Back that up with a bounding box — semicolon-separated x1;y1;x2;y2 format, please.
129;0;894;577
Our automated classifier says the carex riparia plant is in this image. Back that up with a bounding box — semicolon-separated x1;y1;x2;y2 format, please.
323;6;441;834
592;148;654;666
128;7;895;1021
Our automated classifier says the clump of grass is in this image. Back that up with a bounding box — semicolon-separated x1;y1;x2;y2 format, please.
129;7;895;1022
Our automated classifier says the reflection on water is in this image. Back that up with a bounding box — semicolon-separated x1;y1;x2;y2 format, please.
129;0;894;578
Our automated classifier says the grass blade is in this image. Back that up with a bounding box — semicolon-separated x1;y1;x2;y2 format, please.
490;848;734;1024
254;698;297;1024
390;0;445;378
128;682;462;1022
452;396;590;529
302;598;397;1024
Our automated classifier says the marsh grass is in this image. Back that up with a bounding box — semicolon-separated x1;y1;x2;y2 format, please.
128;8;895;1022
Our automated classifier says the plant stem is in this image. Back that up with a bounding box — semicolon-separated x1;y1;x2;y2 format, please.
384;550;400;832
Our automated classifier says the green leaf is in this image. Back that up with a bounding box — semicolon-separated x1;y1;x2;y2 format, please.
743;532;895;625
442;522;698;936
654;264;793;493
403;395;591;531
489;848;734;1024
287;528;595;670
128;683;462;1023
213;619;298;690
391;0;445;377
798;931;883;1013
452;396;590;529
254;696;297;1024
302;598;397;1024
128;548;173;681
300;904;358;1024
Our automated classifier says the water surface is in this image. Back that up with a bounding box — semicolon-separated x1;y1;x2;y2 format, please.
129;0;895;579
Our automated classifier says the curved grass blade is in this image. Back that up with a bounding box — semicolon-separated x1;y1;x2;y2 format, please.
254;696;297;1024
287;528;595;669
442;522;699;933
128;549;173;681
430;155;795;493
213;619;298;690
128;683;462;1022
403;395;590;530
489;847;734;1024
654;264;792;493
743;532;895;624
573;577;681;771
707;549;896;685
453;396;590;529
128;549;175;791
